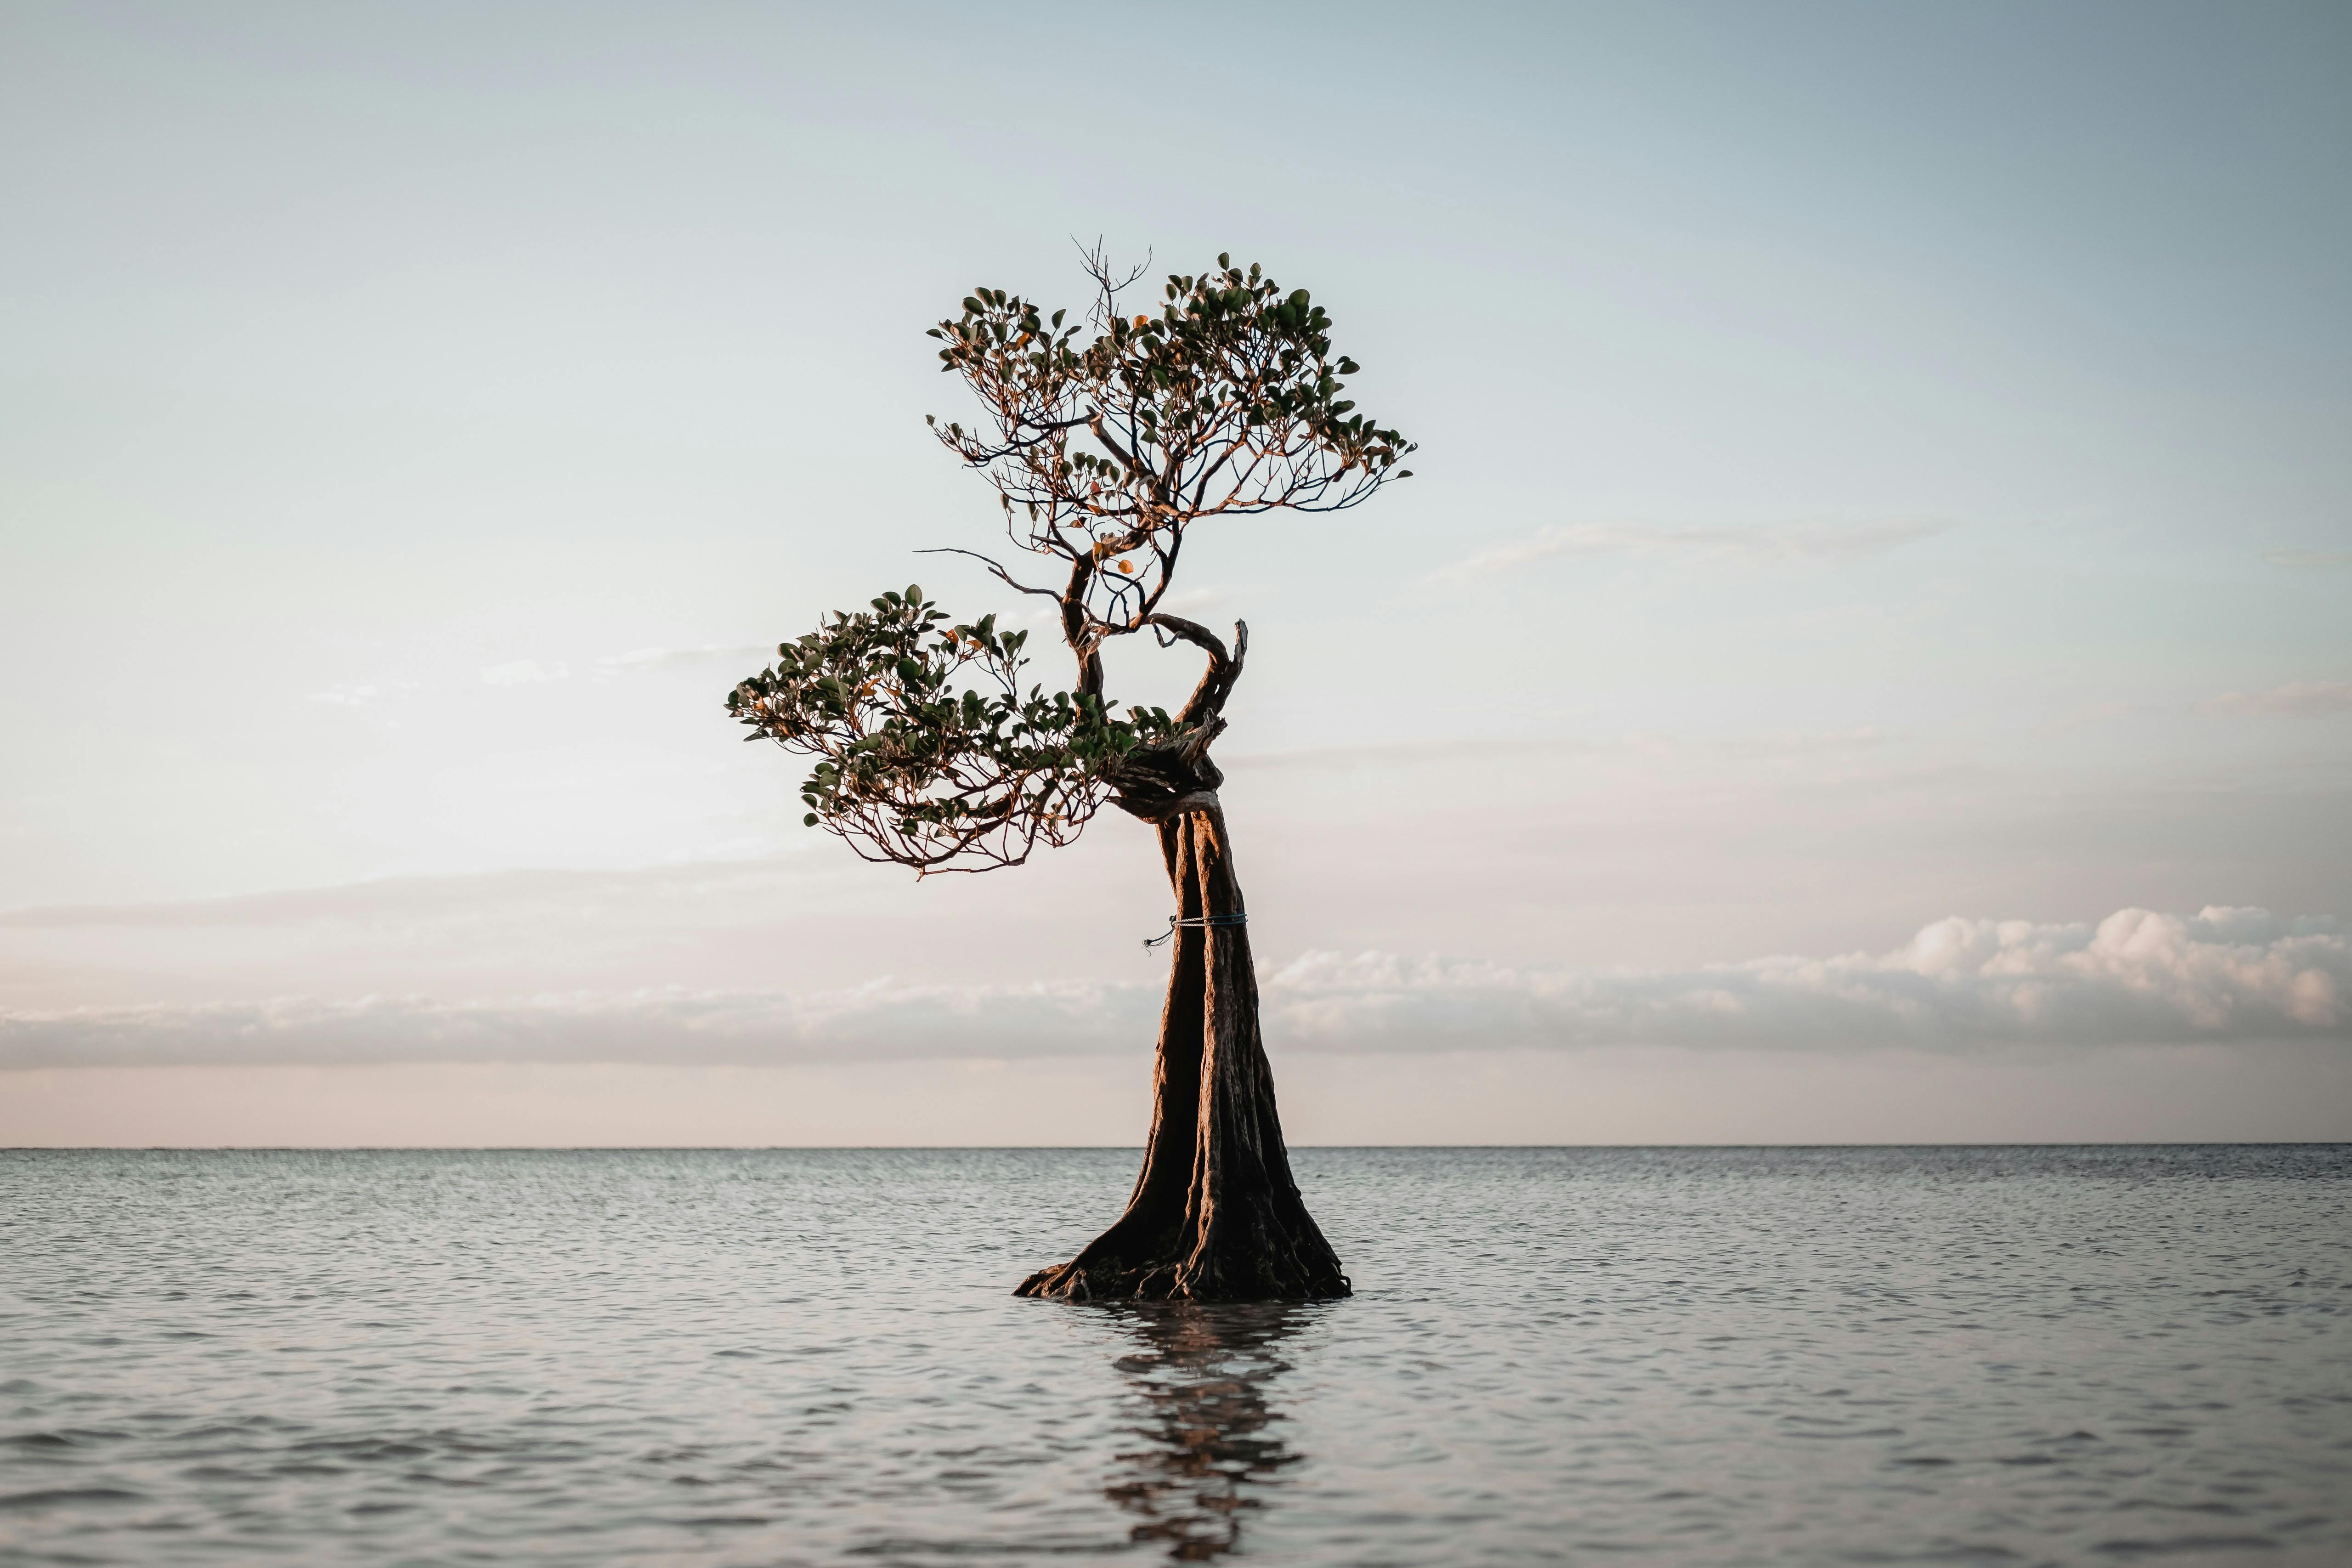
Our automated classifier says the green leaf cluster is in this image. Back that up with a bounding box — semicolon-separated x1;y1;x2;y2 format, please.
908;255;1417;672
725;587;1185;870
925;258;1413;531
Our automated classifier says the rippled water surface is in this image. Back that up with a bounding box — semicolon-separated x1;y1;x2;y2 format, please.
3;1147;2348;1565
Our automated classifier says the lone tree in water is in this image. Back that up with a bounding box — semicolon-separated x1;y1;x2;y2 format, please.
728;249;1413;1300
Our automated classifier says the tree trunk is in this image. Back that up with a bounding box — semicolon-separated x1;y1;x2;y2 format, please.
1015;799;1350;1302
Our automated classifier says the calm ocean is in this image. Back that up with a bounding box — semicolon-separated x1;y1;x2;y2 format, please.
2;1146;2346;1565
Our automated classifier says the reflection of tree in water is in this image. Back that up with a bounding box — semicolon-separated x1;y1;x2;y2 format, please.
1102;1302;1318;1562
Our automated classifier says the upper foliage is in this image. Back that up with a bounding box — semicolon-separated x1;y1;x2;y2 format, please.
732;252;1413;873
926;251;1414;648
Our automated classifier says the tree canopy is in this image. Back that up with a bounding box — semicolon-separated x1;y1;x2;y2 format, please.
727;250;1414;872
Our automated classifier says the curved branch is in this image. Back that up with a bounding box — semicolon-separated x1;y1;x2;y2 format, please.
1149;614;1248;726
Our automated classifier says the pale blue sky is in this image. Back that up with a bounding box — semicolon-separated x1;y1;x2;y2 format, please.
2;2;2346;1142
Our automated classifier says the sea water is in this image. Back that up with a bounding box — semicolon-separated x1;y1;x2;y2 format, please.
2;1146;2346;1565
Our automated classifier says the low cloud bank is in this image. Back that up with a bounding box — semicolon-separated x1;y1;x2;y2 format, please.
4;908;2341;1069
0;980;1138;1069
481;659;568;687
2198;680;2352;718
1270;907;2345;1051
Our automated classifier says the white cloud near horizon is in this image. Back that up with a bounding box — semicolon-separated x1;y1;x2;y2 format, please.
480;658;569;686
1440;518;1952;578
0;860;808;930
1269;907;2346;1053
307;680;418;709
2198;680;2352;717
5;907;2340;1070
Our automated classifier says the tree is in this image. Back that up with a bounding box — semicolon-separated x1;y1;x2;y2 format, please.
727;248;1414;1300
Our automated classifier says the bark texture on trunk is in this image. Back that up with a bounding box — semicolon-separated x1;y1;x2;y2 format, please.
1015;798;1349;1302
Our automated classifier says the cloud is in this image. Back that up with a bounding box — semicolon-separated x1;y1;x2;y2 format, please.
1227;727;1890;773
481;659;568;686
2198;680;2352;717
4;908;2341;1069
1441;518;1951;578
1228;736;1606;771
597;645;770;673
1265;908;2347;1053
0;861;800;930
307;680;418;709
0;979;1151;1069
1147;584;1257;618
2262;549;2352;568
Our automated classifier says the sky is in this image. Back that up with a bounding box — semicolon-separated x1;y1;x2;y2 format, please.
2;0;2347;1145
